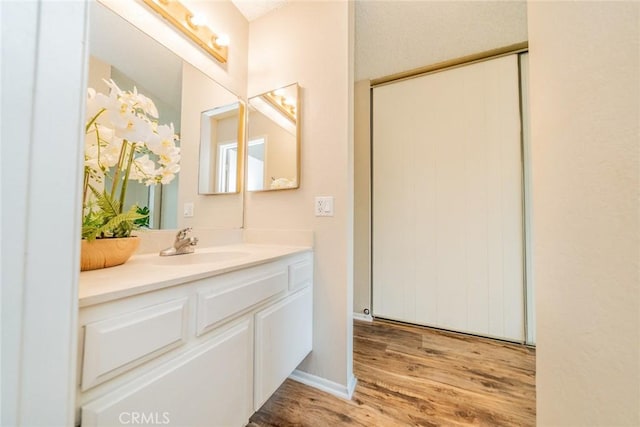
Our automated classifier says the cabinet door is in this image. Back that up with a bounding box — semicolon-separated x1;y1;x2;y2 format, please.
81;319;253;427
254;287;312;410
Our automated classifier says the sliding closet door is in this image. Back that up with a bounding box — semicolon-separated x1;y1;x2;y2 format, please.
372;55;524;341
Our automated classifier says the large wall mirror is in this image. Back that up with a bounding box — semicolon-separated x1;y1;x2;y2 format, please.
198;101;245;194
246;83;300;191
89;2;244;228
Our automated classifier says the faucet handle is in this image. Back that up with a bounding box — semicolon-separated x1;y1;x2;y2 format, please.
176;227;192;241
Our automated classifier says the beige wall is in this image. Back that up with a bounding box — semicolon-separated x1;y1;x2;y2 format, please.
180;62;243;229
247;1;355;388
355;1;528;81
528;2;640;425
248;110;297;188
353;80;371;315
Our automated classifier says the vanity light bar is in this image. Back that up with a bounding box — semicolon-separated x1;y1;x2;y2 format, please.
264;91;296;123
142;0;228;64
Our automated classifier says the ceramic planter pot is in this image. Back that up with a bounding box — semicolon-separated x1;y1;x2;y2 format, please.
80;236;141;271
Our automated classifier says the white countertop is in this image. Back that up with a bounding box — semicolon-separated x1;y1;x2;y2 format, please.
78;243;312;308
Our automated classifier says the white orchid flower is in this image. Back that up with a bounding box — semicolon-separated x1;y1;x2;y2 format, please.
114;111;153;142
159;170;176;185
131;88;159;118
130;154;158;182
83;81;181;220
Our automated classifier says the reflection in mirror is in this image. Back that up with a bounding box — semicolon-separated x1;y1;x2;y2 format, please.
247;83;300;191
198;101;245;194
89;2;182;228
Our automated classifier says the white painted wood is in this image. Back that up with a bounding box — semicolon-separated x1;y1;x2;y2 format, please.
254;287;313;410
196;267;287;335
82;298;189;391
82;319;254;427
1;1;88;425
288;259;313;291
76;253;314;425
289;369;358;400
372;55;524;341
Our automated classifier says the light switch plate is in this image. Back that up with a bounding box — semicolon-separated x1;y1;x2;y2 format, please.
314;196;334;217
183;202;194;218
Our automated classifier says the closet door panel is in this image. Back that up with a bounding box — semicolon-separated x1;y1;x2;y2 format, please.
372;55;524;341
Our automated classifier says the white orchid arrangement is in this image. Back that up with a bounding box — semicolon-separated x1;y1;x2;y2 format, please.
82;79;180;240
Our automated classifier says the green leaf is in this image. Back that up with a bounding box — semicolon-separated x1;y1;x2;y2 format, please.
89;185;120;219
82;188;149;240
134;206;150;228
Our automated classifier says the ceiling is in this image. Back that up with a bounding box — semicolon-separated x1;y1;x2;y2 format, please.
230;0;289;21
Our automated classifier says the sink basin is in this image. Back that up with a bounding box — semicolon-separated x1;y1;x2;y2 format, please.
150;251;250;266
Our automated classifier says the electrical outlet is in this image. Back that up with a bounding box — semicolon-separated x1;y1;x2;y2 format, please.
314;196;334;217
183;202;194;218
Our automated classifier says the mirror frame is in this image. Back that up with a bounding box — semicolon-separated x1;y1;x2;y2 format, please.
197;100;246;195
246;83;301;192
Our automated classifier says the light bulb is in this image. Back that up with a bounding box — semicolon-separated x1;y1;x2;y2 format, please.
190;14;206;27
215;34;230;47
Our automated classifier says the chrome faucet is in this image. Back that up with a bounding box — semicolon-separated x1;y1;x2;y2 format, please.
160;227;199;256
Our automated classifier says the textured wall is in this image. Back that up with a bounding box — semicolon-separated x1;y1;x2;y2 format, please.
528;2;640;425
355;1;527;80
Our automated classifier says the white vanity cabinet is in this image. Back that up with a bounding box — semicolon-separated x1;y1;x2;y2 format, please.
76;250;313;427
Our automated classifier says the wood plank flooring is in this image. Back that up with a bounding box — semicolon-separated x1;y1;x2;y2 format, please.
249;319;535;426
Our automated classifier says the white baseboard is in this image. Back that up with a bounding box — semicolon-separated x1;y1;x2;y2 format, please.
353;312;373;322
289;370;358;400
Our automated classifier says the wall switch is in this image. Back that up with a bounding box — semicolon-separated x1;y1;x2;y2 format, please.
183;202;194;218
314;196;334;217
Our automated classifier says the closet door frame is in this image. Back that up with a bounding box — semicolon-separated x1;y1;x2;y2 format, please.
370;45;534;344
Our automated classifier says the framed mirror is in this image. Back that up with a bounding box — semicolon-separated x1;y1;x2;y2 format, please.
89;2;244;229
198;101;245;194
89;2;182;229
246;83;300;191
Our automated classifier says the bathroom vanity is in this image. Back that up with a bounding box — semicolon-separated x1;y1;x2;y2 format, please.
75;244;313;427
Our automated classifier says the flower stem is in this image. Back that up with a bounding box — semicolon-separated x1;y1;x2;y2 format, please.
110;140;127;200
85;108;106;133
82;167;90;209
119;142;137;214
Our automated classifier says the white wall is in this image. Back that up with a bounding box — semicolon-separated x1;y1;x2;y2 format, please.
355;0;528;81
247;1;355;390
528;2;640;425
1;1;88;424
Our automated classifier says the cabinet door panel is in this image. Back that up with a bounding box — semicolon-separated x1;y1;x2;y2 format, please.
82;298;188;391
288;259;313;291
81;319;253;427
196;269;287;335
254;287;312;410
